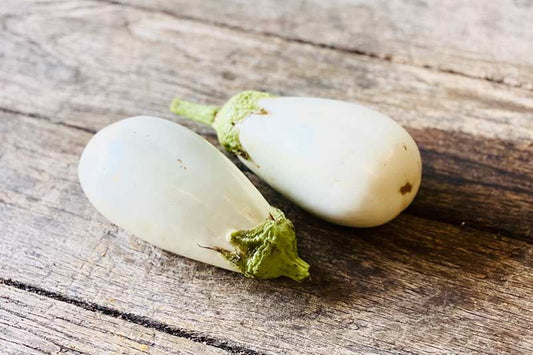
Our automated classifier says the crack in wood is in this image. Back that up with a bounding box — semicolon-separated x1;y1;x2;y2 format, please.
0;335;48;354
421;168;532;197
417;147;532;195
0;107;96;134
0;278;262;355
0;106;54;122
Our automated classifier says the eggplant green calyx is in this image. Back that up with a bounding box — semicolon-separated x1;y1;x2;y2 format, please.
220;207;310;282
212;91;274;159
170;91;275;159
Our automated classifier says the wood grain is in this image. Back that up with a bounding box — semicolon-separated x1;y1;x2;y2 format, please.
0;0;531;239
0;283;226;355
104;0;533;90
408;128;532;239
1;111;532;354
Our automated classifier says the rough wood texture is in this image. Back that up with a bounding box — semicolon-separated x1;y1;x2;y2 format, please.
108;0;533;90
0;284;226;355
1;0;532;354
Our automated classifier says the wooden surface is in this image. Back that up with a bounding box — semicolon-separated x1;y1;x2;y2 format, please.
1;1;532;354
0;284;226;354
112;0;533;90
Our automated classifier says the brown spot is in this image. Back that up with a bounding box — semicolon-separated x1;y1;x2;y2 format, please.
400;182;413;195
238;149;250;160
177;159;187;170
402;144;407;151
257;108;269;115
197;244;230;254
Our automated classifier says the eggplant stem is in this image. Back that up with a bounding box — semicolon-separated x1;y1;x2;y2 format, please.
170;98;219;126
223;207;310;282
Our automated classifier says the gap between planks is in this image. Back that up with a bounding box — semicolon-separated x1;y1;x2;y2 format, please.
0;107;97;134
94;0;532;91
0;278;261;355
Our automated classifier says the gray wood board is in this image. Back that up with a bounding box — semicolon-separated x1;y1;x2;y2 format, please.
101;0;533;90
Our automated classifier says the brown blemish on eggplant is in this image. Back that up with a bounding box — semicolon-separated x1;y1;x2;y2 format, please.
238;150;250;160
400;182;413;195
197;244;232;255
177;159;187;170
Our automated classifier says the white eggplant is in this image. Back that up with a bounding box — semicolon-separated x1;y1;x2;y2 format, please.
78;116;309;281
171;91;422;227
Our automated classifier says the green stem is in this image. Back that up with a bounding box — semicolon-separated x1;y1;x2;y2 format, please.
170;91;275;159
217;207;310;282
170;98;219;126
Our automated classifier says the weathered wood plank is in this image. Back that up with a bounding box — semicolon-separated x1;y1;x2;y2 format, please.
0;0;531;238
1;112;532;354
103;0;533;90
0;284;227;355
